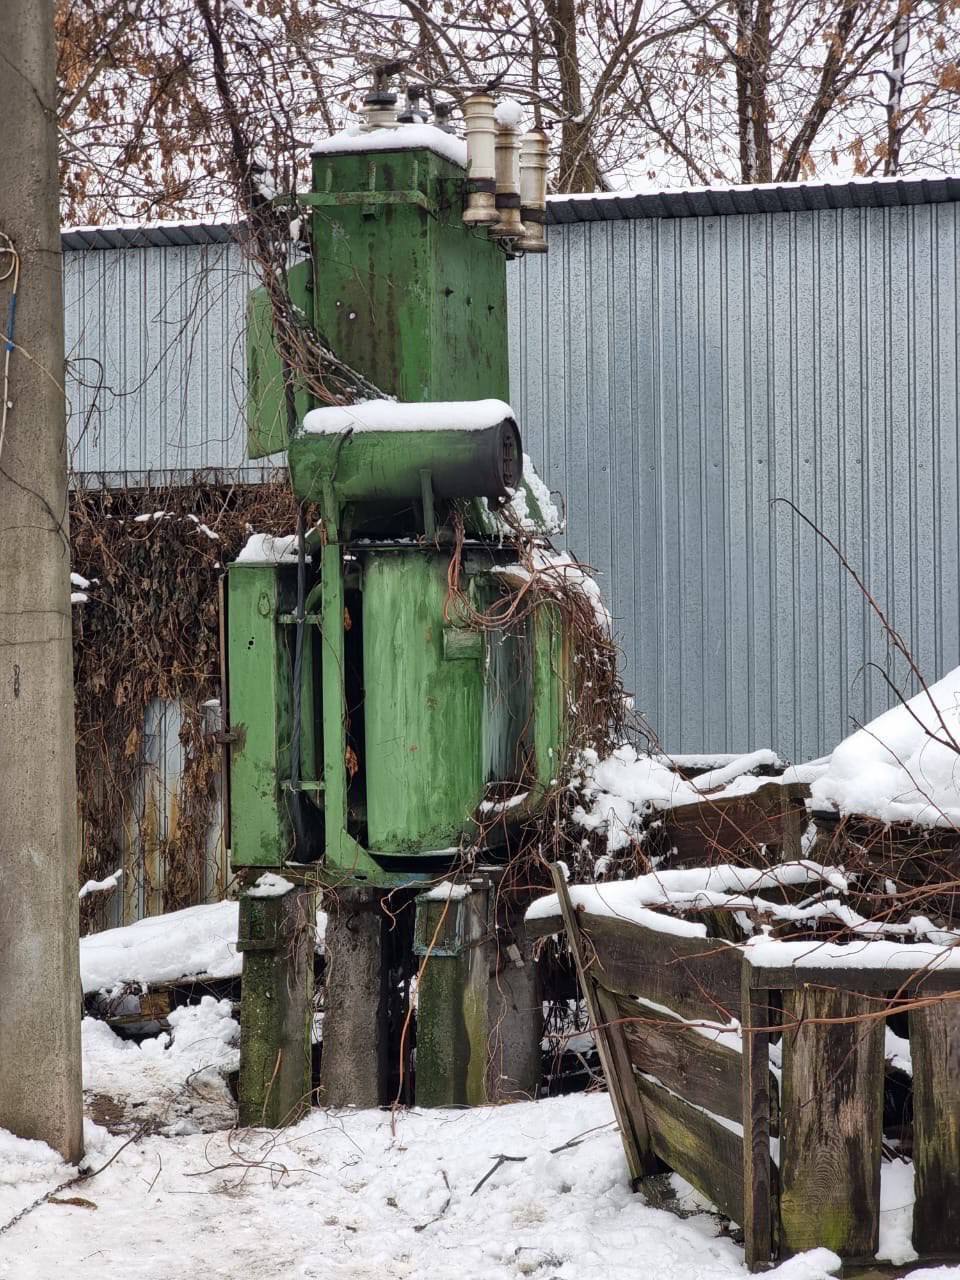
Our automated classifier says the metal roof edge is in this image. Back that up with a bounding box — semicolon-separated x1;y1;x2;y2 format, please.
61;221;243;251
59;172;960;248
545;173;960;223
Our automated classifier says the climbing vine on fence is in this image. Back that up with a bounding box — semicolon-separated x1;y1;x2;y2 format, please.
70;478;304;929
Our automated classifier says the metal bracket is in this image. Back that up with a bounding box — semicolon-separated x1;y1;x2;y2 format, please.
296;190;437;216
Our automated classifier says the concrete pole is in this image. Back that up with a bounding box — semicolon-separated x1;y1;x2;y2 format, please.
0;0;84;1161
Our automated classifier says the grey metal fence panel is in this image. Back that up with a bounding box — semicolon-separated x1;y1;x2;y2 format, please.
507;203;960;761
64;239;265;484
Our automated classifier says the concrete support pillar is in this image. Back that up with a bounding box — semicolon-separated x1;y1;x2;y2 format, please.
237;882;316;1127
414;874;541;1107
317;887;390;1108
0;0;84;1162
485;901;542;1103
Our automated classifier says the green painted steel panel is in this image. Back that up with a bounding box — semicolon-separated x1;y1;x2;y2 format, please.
309;148;508;407
288;423;515;508
532;601;569;796
362;552;484;853
227;563;319;867
227;565;291;866
247;260;314;458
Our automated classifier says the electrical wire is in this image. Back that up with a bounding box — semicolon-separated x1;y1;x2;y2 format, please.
0;230;20;467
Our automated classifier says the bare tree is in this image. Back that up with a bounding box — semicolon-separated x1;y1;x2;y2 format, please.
56;0;960;224
629;0;960;184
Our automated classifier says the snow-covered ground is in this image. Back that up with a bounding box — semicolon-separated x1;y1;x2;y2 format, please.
0;1005;953;1280
3;869;947;1276
0;1079;835;1280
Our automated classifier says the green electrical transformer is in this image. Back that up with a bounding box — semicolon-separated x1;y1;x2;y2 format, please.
226;96;566;1120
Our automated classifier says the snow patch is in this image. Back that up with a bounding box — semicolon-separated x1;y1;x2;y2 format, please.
247;872;295;898
526;861;835;929
811;665;960;827
567;744;791;854
494;98;526;129
302;397;514;435
79;900;242;993
311;123;468;168
78;868;122;900
743;935;960;971
235;532;305;565
421;879;472;902
485;453;564;534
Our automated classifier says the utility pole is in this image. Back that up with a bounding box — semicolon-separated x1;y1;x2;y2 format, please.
0;0;84;1161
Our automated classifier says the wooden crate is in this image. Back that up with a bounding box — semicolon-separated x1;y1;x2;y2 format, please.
530;871;960;1272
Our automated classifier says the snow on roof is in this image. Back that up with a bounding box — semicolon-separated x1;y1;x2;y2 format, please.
301;398;514;435
810;665;960;828
311;123;468;169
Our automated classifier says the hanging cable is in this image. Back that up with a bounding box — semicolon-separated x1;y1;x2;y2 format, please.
0;231;20;467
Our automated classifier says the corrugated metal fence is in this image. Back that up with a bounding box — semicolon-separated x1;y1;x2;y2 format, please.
507;202;960;761
64;193;960;771
64;237;262;483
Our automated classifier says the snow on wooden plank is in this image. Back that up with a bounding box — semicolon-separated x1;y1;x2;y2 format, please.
569;912;742;1024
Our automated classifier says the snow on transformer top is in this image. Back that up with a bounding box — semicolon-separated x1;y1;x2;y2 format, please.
811;664;960;828
310;122;468;169
301;398;514;435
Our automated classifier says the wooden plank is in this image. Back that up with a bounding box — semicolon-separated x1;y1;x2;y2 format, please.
780;988;884;1261
910;996;960;1256
633;1072;745;1226
741;969;775;1270
749;962;960;996
580;912;743;1023
662;781;809;866
612;990;780;1132
549;867;659;1182
526;910;565;940
593;985;664;1183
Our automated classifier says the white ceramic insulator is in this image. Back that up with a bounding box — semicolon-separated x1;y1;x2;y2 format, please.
519;131;548;209
363;102;398;131
463;94;499;225
491;122;523;238
517;130;549;251
463;94;497;180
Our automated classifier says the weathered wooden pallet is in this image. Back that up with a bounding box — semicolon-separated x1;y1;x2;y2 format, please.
538;875;960;1271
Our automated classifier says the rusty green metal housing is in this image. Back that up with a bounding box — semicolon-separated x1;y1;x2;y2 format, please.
229;136;570;887
247;142;509;459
